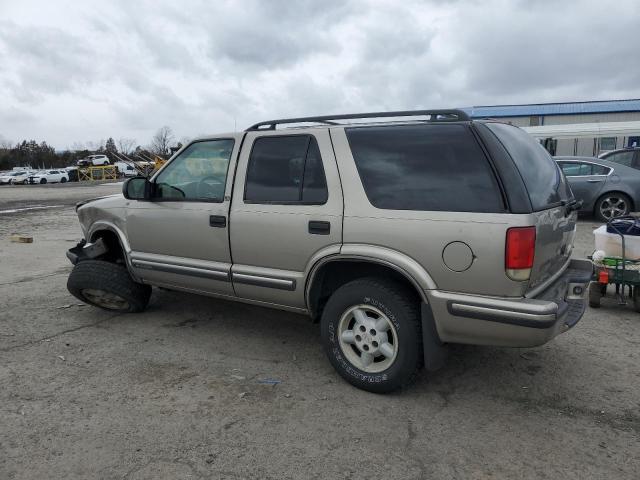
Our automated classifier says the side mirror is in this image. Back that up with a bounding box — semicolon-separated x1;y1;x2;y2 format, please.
123;176;151;200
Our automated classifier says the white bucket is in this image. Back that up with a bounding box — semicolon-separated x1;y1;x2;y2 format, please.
593;225;640;260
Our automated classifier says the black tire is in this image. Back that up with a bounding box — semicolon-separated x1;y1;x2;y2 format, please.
589;282;602;308
60;177;67;183
320;277;423;393
40;178;47;184
594;192;631;222
633;287;640;313
67;260;151;313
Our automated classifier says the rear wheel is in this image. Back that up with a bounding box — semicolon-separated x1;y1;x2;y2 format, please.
589;282;603;308
67;260;151;313
40;178;47;184
321;277;423;393
595;193;631;222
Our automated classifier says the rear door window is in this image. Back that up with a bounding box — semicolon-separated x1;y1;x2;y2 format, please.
557;162;611;176
345;124;504;212
486;123;572;211
244;135;328;204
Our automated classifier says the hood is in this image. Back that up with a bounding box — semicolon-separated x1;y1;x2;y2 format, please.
75;194;124;211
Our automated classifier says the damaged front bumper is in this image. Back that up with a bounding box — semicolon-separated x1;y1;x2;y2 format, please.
66;238;108;265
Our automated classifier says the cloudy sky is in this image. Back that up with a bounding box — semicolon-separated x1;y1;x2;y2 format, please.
0;0;639;149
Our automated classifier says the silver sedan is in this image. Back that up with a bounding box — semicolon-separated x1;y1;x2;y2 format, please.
555;156;640;221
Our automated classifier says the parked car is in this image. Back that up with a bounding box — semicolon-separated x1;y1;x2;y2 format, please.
28;170;69;184
65;110;591;393
598;147;640;169
0;171;29;185
77;154;110;167
555;156;640;221
10;171;37;184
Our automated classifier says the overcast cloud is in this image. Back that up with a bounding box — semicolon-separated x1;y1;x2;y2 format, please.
0;0;638;149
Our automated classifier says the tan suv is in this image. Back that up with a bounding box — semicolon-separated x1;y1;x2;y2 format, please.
66;110;592;392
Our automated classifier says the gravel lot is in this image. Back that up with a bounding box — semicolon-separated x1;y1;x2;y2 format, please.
1;183;639;479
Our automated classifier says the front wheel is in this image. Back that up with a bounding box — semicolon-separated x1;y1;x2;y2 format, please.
40;178;47;184
60;177;67;183
595;193;631;222
321;278;423;393
67;260;151;313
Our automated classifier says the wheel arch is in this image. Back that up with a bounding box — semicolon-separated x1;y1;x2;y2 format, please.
87;222;139;280
305;254;432;319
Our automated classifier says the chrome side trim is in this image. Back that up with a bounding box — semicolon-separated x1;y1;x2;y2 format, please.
132;259;230;282
232;273;296;291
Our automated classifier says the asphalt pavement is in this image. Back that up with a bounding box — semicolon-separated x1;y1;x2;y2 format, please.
1;183;638;479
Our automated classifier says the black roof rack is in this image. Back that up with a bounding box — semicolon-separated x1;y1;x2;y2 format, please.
246;109;470;131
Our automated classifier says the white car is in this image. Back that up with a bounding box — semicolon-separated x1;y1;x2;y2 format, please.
77;154;110;167
28;170;69;184
114;161;138;177
0;171;29;185
10;171;37;184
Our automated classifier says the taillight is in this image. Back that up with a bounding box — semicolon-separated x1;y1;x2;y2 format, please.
505;226;536;281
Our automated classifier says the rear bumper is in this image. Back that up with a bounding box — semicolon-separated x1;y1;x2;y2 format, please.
427;259;593;347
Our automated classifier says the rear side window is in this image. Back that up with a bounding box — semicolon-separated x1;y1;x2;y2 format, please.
245;135;328;204
486;123;572;211
604;151;634;167
558;162;611;176
345;124;504;212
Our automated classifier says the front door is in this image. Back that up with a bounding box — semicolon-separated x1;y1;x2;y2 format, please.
126;136;241;296
229;129;343;309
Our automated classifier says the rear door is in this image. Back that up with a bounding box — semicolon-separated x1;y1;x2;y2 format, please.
229;129;343;309
485;123;576;292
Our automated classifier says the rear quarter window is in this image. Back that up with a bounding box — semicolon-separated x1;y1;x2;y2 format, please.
486;122;572;211
345;124;505;213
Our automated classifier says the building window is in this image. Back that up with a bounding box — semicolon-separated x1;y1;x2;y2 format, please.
599;137;617;152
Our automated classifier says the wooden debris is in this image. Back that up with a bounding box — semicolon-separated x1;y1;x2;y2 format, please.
10;234;33;243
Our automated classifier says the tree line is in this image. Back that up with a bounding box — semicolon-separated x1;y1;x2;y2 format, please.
0;126;184;171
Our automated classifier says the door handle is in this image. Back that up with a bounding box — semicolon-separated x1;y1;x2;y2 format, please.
587;179;603;183
308;220;330;235
209;215;227;228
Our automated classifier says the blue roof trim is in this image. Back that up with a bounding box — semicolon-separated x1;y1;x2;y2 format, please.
461;99;640;118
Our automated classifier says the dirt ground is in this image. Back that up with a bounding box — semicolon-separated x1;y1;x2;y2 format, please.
1;183;638;480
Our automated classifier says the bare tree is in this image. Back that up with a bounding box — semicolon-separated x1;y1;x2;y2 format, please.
117;137;136;156
0;134;12;150
150;126;175;157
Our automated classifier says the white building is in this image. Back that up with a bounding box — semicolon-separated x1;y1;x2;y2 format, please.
463;99;640;156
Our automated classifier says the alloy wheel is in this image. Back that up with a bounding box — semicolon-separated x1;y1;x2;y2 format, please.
337;304;398;373
599;196;628;220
